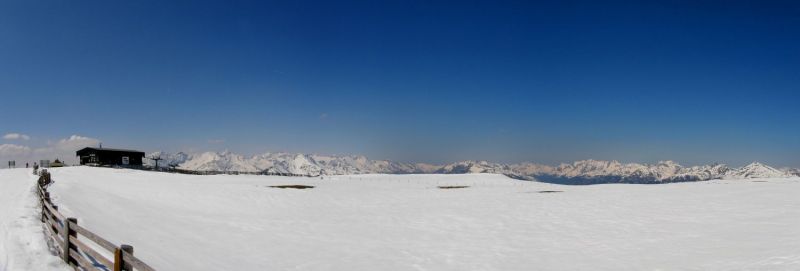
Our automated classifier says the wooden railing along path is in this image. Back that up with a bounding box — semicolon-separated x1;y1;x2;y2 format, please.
36;168;157;271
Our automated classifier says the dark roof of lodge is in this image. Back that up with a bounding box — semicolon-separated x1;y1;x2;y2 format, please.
76;147;145;155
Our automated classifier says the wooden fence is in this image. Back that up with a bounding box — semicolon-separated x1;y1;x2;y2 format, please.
36;169;157;271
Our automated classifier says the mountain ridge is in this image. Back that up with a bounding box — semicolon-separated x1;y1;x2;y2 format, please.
145;151;797;184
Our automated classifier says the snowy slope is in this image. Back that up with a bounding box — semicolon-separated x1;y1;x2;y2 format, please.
0;169;70;271
46;166;800;270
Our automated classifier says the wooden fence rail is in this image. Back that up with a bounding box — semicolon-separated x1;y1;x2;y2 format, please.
36;169;157;271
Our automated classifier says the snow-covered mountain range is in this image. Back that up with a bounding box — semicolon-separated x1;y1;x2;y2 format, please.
781;167;800;177
145;151;797;184
523;160;788;184
147;151;430;175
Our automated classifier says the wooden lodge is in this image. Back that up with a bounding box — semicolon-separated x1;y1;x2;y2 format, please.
76;147;145;167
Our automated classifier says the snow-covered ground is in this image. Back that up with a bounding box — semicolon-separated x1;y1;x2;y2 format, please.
19;167;800;270
0;169;69;271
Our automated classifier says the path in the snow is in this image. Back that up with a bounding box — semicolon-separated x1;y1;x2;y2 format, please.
0;169;69;271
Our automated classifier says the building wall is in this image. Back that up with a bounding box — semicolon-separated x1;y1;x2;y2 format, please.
77;150;144;166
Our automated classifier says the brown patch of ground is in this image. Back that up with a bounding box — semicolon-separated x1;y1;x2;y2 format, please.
438;186;469;189
269;185;315;189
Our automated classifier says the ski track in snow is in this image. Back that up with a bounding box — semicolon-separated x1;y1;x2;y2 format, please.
32;167;800;270
0;169;69;271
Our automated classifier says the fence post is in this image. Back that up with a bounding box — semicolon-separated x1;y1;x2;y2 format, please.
122;245;134;271
50;205;59;235
40;192;48;223
63;217;76;263
114;247;122;271
114;244;134;271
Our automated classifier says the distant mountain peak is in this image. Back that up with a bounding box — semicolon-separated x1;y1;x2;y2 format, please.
728;162;788;179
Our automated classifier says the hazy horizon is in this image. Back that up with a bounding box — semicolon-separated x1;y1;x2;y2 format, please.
0;133;795;169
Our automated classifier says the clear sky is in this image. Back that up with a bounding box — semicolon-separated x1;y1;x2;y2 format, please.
1;1;798;167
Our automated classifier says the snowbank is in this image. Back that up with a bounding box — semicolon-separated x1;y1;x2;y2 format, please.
0;169;70;271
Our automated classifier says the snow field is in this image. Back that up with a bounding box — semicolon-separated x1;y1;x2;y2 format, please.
43;167;800;270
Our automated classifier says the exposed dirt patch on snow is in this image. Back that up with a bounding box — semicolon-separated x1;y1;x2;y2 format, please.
437;185;469;189
269;185;315;189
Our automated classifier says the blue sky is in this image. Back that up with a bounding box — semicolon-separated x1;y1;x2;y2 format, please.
1;1;799;167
